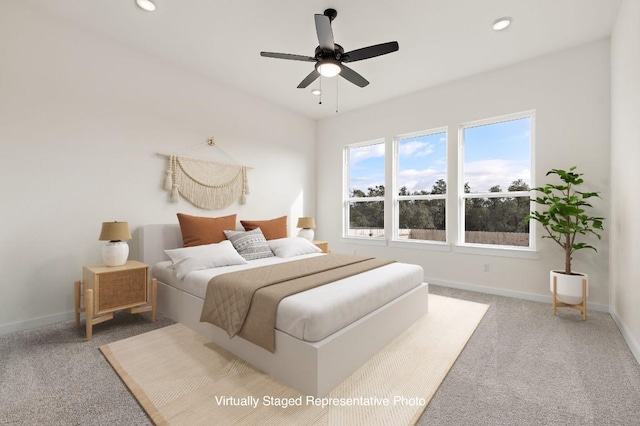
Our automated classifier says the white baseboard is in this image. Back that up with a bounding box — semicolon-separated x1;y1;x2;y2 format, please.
609;308;640;365
0;310;75;337
427;278;610;313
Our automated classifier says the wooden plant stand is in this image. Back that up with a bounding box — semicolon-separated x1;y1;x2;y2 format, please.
552;275;587;320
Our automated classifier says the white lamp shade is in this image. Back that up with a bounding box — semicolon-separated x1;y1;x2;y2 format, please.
102;241;129;266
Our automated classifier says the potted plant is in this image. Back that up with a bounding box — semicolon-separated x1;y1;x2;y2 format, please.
528;166;604;310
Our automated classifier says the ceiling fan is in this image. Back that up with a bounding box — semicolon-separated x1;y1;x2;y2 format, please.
260;8;399;89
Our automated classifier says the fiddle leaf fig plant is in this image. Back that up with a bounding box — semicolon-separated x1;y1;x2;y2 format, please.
528;166;604;275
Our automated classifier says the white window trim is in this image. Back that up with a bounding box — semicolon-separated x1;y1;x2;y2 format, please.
392;127;448;244
460;191;531;200
340;236;389;246
389;239;451;251
457;110;536;252
453;244;539;259
343;139;386;240
341;111;537;259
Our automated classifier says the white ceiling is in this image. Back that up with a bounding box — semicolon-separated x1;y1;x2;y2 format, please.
29;0;622;120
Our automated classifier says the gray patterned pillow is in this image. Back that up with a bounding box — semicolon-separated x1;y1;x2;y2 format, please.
223;228;274;261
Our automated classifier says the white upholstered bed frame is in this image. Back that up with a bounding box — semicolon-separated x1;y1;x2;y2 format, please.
138;224;429;397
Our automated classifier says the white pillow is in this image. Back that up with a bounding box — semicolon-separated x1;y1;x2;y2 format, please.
268;237;322;258
164;240;247;279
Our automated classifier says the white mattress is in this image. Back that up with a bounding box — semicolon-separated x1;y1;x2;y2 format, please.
153;254;424;342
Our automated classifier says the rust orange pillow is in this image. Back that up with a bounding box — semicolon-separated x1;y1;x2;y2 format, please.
177;213;237;247
240;216;287;240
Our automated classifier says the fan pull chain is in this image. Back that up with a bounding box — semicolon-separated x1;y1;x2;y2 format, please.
319;76;322;105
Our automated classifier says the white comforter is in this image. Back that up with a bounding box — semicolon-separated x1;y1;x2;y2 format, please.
153;254;424;342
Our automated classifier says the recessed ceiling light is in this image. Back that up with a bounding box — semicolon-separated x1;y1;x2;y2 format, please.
493;17;512;31
311;89;322;96
136;0;156;12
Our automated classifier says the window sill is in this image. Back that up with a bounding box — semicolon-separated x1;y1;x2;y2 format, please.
453;244;539;259
389;240;451;252
340;237;388;247
340;237;539;259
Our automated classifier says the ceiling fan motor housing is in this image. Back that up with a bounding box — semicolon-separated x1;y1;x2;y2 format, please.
315;44;345;61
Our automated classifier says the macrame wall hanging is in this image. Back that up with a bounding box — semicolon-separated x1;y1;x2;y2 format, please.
158;139;251;210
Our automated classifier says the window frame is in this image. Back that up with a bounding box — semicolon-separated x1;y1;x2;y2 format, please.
457;110;536;251
343;139;386;241
340;110;537;258
392;127;448;245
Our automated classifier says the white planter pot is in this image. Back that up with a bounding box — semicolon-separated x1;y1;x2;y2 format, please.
550;270;588;305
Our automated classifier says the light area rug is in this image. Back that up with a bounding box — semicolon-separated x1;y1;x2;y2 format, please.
100;294;488;426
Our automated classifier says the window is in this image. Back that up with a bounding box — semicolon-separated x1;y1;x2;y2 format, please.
459;111;534;248
344;140;385;238
394;129;448;242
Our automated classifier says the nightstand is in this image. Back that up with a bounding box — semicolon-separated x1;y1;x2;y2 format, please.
74;260;157;341
313;240;330;253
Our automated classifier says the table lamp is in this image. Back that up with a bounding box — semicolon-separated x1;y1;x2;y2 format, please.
296;217;316;241
99;221;132;266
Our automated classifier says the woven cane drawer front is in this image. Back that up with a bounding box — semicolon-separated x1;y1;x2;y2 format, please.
96;267;148;313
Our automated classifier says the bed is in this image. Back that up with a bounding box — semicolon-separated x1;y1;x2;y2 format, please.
139;223;429;396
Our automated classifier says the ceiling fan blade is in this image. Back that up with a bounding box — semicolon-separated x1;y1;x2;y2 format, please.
339;65;369;88
260;52;316;62
314;14;335;51
343;41;399;63
297;69;320;88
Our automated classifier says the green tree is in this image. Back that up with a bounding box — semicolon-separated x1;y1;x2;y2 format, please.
465;182;486;231
431;179;447;194
352;178;531;237
367;185;385;197
508;179;529;192
349;185;385;230
508;179;531;233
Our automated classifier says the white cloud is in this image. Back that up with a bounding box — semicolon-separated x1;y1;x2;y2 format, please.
398;141;434;158
350;143;385;165
464;159;530;192
398;168;446;192
350;173;385;194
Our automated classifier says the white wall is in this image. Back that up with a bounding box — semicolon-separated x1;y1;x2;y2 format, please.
317;40;611;308
610;0;640;362
0;3;315;334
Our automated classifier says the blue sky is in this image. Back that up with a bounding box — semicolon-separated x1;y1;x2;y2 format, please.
349;117;531;194
463;117;531;192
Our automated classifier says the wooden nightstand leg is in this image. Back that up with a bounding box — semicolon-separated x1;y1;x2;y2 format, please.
151;278;157;323
74;280;81;326
85;288;94;341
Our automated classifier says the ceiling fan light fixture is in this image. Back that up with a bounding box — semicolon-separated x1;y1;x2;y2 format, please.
136;0;156;12
260;8;397;89
316;59;342;78
492;17;512;31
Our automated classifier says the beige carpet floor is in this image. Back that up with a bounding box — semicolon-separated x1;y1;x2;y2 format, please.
101;294;488;426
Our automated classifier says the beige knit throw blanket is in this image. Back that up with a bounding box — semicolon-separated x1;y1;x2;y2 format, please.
200;254;395;352
164;155;249;209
